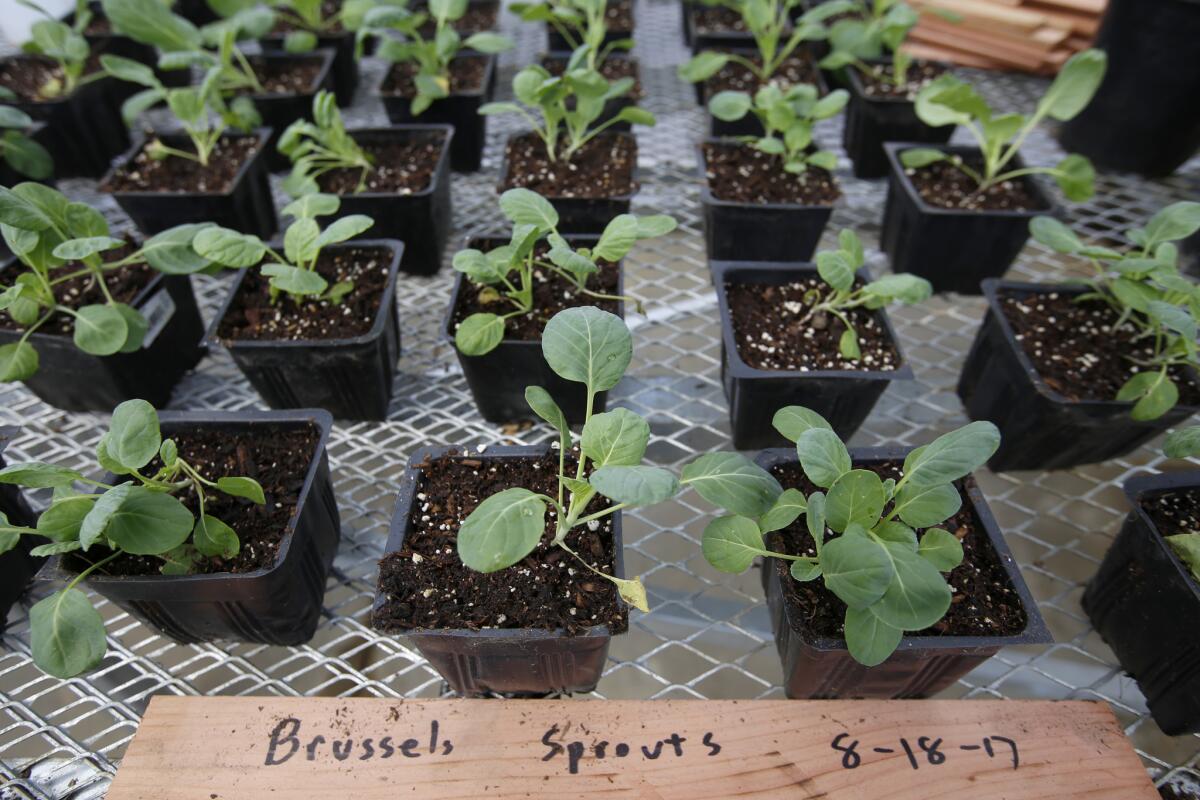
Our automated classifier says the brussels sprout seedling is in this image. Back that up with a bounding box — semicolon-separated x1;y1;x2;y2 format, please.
511;0;631;72
14;0;97;100
279;89;375;196
0;105;52;180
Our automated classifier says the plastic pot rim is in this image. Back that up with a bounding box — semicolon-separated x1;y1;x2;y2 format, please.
100;127;274;200
497;129;641;203
374;50;497;102
1122;469;1200;600
248;48;335;101
698;140;841;212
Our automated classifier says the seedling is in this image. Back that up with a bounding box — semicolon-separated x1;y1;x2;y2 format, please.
356;0;513;115
900;48;1107;203
456;305;786;612
0;182;214;382
816;0;922;88
701;405;1000;666
1028;202;1200;421
279;89;374;196
478;63;653;163
510;0;632;71
194;193;373;303
13;0;96;100
452;188;673;355
0;400;266;678
222;0;375;51
708;82;848;177
0;106;52;180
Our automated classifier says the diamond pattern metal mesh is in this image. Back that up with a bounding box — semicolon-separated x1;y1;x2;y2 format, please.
3;2;1200;796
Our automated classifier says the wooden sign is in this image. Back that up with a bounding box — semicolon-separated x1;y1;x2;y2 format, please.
108;697;1156;799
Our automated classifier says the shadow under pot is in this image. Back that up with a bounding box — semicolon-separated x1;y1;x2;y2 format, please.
714;261;912;450
372;445;628;696
444;234;623;424
259;29;358;107
308;125;454;277
540;51;642;133
0;426;41;632
842;60;955;179
207;240;404;421
379;52;496;173
499;131;639;235
757;446;1051;699
245;49;336;172
699;139;838;263
1083;472;1200;736
0;53;130;179
685;4;753;54
880;142;1054;295
700;48;825;134
0;123;55;188
957;280;1200;472
36;409;341;646
0;260;205;412
99;129;278;239
546;0;634;51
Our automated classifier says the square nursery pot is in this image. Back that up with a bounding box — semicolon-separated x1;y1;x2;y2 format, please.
881;142;1054;294
843;63;955;179
207;240;404;421
1083;472;1200;735
373;445;625;695
379;52;496;173
957;280;1200;472
0;123;55;187
499;131;638;234
685;5;753;53
0;426;41;631
445;235;622;424
757;446;1051;699
714;261;913;450
0;53;130;179
0;269;205;412
36;409;340;646
259;30;358;107
250;49;335;172
324;126;453;276
101;128;278;239
699;140;834;262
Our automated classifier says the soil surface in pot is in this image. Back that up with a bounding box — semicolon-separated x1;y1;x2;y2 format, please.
65;422;322;576
769;460;1029;641
0;53;104;103
373;448;628;635
693;5;748;33
0;244;157;336
502;132;635;198
703;141;839;205
855;59;947;100
217;246;393;342
542;54;642;99
245;56;324;95
998;289;1200;405
1141;489;1200;548
726;277;901;371
381;56;486;97
598;0;634;31
316;132;446;194
704;52;819;98
100;136;261;194
268;0;345;33
417;3;499;34
901;152;1047;212
451;239;620;341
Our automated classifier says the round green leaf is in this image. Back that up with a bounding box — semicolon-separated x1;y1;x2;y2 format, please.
106;399;161;470
103;487;195;555
0;462;82;488
193;226;267;268
701;515;765;573
316;214;374;247
498;188;558;230
681;452;782;517
37;494;96;542
29;541;82;557
261;263;329;296
79;483;134;551
589;465;679;507
899;147;948;169
216;476;265;505
52;236;124;261
797;428;852;488
112;304;148;353
893;482;962;529
455;313;506;356
816;250;855;292
708;90;752;122
1029;216;1082;253
901;422;1000;487
457;487;546;572
581;408;649;467
758;488;808;533
1055;153;1095;202
3;131;53;180
139;223;214;275
790;560;822;581
825;469;886;533
772;406;833;442
0;341;38;381
872;542;953;630
73;304;129;356
872;520;917;551
918;527;964;571
844;606;903;667
821;526;894;609
1037;48;1106;121
30;587;107;679
541;306;632;391
593;214;639;263
192;514;240;559
1144;201;1200;247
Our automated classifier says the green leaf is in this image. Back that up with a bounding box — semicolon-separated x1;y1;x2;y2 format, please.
2;131;53;180
1054;153;1095;202
541;306;632;392
1029;216;1082;253
283;217;320;265
29;541;82;557
825;469;886;533
681;452;782;517
1037;48;1106;122
30;588;107;678
844;606;903;667
0;341;38;382
701;515;765;573
913;75;989;127
282;193;340;219
524;386;570;451
37;494;96;542
316;215;374;247
0;106;33;128
807;490;826;545
613;575;649;612
261;263;328;296
894;482;962;528
159;544;197;575
589;465;679;506
0;185;53;230
918;528;964;571
1148;300;1197;342
816;250;855;292
498;188;558;230
284;29;317;52
216;476;265;505
142;224;214;275
1117;371;1179;421
192;226;266;268
1143;202;1200;247
758;488;808;533
708;90;752;122
456;487;546;572
872;542;953;630
112;304;147;354
463;31;512;53
192;514;239;559
104;0;202;51
839;328;861;360
797;428;852;489
73;304;129;356
0;462;82;488
159;439;178;467
863;274;931;304
634;215;676;239
901;422;1000;487
1166;533;1200;583
79;483;134;551
900;147;949;169
678;51;728;83
821;524;894;609
453;248;507;284
790;560;822;581
455;313;506;356
106;399;161;470
1164;427;1200;460
772;406;833;442
103;487;195;555
581;408;649;467
593;214;639;262
872;520;917;552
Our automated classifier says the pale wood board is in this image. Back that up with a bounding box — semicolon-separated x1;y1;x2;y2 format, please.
106;697;1157;800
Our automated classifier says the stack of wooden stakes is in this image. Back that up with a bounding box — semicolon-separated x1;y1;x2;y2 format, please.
904;0;1105;74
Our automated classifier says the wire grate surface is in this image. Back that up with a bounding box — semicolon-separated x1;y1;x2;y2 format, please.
2;2;1200;796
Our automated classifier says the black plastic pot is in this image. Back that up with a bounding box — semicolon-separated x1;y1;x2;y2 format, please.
0;123;54;187
259;30;358;107
101;129;278;238
1057;0;1200;177
379;53;495;173
0;426;40;632
843;64;955;179
250;49;335;172
957;280;1200;472
320;126;453;276
699;140;834;263
758;446;1051;699
684;5;753;54
500;132;638;235
37;409;340;646
445;235;621;424
69;1;187;89
374;445;624;696
207;240;403;421
880;142;1054;295
1083;472;1200;736
715;262;912;450
0;271;205;412
0;54;130;179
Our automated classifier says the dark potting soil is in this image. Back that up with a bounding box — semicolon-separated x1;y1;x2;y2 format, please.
769;461;1029;641
65;423;322;576
726;277;901;371
602;0;634;31
316;133;446;195
856;59;947;100
381;56;486;97
246;56;324;96
417;4;499;35
998;289;1200;406
99;136;261;194
0;244;157;337
451;240;620;341
0;53;103;103
902;152;1048;212
502;132;636;198
372;448;629;635
703;141;839;205
1141;489;1200;543
693;5;748;33
703;52;820;99
542;54;643;100
216;246;393;342
269;0;344;33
